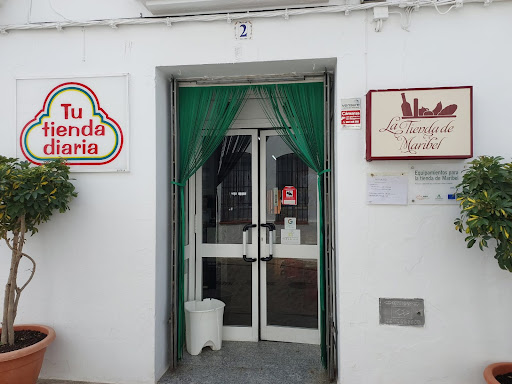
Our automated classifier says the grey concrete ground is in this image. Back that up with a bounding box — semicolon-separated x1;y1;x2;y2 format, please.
160;341;329;384
38;341;330;384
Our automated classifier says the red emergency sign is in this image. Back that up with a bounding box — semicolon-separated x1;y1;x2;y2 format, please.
282;186;297;206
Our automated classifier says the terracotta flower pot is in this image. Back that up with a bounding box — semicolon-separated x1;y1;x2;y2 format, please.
484;362;512;384
0;324;56;384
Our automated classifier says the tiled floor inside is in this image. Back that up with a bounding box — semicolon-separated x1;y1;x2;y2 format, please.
38;340;330;384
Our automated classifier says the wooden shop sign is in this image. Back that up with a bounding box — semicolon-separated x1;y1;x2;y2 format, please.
366;86;473;161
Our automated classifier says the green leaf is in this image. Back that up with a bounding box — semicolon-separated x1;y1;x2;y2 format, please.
455;156;512;272
0;156;77;236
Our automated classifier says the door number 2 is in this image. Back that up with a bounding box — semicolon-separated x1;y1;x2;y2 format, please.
235;21;252;40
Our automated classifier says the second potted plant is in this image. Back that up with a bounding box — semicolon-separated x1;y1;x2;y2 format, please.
454;156;512;384
0;156;77;384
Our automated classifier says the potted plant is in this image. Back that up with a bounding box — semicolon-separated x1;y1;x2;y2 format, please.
454;155;512;384
0;156;77;384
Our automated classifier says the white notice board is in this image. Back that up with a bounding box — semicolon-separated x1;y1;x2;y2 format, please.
367;173;408;205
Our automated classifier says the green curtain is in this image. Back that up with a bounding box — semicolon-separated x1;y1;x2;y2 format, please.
175;82;328;365
254;82;328;367
175;85;249;359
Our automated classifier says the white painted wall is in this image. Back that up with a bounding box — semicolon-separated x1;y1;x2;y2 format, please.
337;6;512;384
154;69;172;381
0;10;159;384
0;1;511;383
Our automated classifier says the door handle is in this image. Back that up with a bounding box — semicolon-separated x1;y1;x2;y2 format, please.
242;224;257;262
260;223;275;261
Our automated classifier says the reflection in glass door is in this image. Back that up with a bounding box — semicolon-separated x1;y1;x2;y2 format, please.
259;131;320;344
196;130;259;341
195;129;320;345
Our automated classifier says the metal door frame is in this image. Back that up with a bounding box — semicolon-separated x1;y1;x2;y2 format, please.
259;129;321;345
194;129;260;342
169;72;337;380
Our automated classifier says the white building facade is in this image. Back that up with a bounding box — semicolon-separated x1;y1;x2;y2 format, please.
0;0;511;383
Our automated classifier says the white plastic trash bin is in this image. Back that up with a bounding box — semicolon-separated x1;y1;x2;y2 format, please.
185;298;225;356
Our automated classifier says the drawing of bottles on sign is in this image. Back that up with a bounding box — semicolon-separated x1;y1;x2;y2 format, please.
401;93;457;119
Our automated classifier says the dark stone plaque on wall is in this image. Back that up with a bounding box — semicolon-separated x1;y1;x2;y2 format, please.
379;298;425;327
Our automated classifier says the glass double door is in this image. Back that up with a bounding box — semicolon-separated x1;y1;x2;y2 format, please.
195;129;319;344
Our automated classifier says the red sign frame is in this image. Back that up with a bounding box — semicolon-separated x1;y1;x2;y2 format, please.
366;86;473;161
